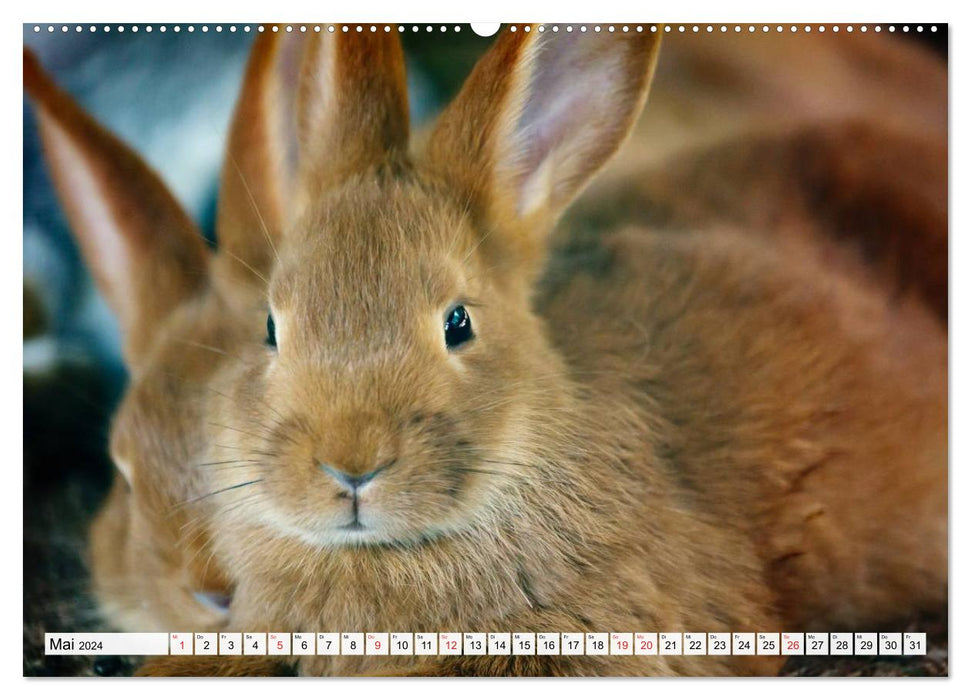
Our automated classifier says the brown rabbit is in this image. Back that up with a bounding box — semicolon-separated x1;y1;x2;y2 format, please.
23;49;235;635
24;25;946;677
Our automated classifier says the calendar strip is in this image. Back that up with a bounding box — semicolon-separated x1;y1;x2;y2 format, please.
44;631;927;657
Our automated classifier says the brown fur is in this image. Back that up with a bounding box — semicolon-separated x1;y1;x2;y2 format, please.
23;25;946;676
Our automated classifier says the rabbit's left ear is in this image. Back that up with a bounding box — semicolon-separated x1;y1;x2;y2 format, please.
426;27;661;265
24;48;210;367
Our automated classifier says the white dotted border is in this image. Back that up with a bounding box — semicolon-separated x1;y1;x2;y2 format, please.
30;24;941;35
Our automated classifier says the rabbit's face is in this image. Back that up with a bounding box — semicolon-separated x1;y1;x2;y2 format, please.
197;28;661;550
210;177;562;547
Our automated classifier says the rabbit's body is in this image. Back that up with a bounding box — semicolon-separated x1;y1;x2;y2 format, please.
551;115;947;633
543;218;946;633
24;27;946;677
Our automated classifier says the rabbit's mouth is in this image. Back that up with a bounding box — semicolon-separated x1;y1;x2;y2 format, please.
285;502;458;549
339;518;365;531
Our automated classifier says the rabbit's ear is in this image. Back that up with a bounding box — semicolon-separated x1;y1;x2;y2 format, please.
24;48;209;366
215;32;305;284
293;31;410;203
426;27;661;264
216;31;409;280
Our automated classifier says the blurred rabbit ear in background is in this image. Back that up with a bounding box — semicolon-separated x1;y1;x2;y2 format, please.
23;29;251;381
22;27;449;385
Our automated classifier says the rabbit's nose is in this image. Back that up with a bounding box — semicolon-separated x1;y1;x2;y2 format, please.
320;463;385;493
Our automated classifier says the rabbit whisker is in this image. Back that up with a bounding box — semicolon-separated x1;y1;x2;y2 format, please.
212;443;280;458
193;458;265;468
226;151;282;266
208;421;280;443
173;338;235;358
462;218;502;264
222;248;269;286
451;467;505;477
173;478;265;510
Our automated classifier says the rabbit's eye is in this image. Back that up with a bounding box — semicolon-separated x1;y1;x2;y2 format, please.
266;313;277;348
444;305;473;349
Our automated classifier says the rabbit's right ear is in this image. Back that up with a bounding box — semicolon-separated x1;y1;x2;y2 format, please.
215;31;409;288
24;48;209;367
215;33;305;287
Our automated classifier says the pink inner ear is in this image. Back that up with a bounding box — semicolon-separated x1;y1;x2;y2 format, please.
505;33;631;216
43;119;134;324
